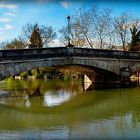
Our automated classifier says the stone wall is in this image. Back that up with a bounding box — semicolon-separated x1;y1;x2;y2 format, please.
0;47;140;83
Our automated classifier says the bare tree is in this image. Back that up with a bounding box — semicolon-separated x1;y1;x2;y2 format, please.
60;6;113;48
59;23;86;47
93;8;112;48
22;23;56;47
1;37;26;50
114;12;131;50
59;6;96;48
73;6;96;48
72;6;113;48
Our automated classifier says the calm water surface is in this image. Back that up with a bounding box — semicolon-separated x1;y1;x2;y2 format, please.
0;79;140;139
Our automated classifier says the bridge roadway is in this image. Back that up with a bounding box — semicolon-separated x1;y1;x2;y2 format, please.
0;47;140;83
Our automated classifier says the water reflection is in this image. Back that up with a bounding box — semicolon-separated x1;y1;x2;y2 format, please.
0;80;83;109
0;80;140;139
44;90;76;107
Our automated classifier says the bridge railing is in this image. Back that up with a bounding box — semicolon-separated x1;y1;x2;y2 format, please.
73;48;140;59
0;47;140;61
0;47;68;61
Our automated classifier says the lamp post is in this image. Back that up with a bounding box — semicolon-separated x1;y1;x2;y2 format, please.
66;15;74;47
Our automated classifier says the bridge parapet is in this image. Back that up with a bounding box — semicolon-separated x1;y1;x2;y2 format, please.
1;47;140;61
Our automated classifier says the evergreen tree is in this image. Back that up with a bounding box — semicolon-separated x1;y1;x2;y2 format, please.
29;28;43;48
22;23;56;48
129;27;140;51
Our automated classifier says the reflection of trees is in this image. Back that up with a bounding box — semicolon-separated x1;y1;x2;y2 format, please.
0;80;85;108
131;112;140;128
1;80;140;132
1;81;140;138
28;87;42;97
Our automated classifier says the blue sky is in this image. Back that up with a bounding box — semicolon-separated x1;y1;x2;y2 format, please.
0;0;140;44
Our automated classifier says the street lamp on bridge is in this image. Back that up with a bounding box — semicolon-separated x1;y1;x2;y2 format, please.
66;15;74;47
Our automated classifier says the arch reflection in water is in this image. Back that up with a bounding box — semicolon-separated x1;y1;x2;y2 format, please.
0;80;140;139
0;80;83;109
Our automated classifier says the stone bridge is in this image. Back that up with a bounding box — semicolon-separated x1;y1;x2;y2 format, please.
0;46;140;84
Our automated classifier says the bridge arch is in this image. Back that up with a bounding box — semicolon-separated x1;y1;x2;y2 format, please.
0;57;119;82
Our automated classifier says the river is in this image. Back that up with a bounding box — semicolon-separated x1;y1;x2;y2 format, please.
0;79;140;139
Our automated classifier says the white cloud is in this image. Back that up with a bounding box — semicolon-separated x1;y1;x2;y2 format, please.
0;3;17;9
4;12;16;16
0;24;14;31
60;1;72;9
48;39;64;47
0;17;11;23
0;35;5;41
36;0;49;3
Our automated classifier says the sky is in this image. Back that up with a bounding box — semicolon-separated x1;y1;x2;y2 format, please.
0;0;140;45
